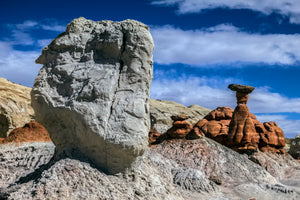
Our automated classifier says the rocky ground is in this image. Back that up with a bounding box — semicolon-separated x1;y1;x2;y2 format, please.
0;137;299;200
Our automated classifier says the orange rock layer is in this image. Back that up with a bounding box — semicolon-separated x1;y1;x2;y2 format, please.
194;107;285;154
149;108;286;154
0;121;51;144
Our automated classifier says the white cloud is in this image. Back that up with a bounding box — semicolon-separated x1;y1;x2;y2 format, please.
41;24;65;32
0;41;41;87
151;76;236;108
151;25;300;66
151;75;300;113
256;114;300;138
11;30;35;46
37;39;53;48
151;0;300;24
249;88;300;113
0;20;66;86
15;20;38;30
11;20;65;32
5;20;65;47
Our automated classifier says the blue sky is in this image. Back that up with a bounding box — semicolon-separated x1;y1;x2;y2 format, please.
1;0;300;138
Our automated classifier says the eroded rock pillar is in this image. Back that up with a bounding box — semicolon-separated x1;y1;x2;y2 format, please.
228;84;259;152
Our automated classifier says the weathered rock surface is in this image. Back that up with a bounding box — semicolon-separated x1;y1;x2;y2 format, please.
31;17;154;174
285;137;291;152
1;138;299;200
228;84;255;94
0;142;55;189
0;78;34;138
257;121;286;154
192;107;233;143
148;128;163;145
227;84;260;152
190;84;286;154
195;106;286;154
289;134;300;159
1;121;51;144
153;138;299;200
249;152;300;180
249;151;300;195
166;115;192;139
150;99;211;133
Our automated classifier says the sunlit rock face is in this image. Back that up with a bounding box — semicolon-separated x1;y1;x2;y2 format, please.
0;78;34;138
192;84;286;154
31;17;154;174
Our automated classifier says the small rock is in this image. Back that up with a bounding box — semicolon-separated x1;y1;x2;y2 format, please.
171;114;189;121
228;84;255;94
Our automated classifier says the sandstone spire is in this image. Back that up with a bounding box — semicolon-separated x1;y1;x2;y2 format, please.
227;84;260;152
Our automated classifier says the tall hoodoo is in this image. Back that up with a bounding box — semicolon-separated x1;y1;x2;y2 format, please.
227;84;259;152
31;17;154;174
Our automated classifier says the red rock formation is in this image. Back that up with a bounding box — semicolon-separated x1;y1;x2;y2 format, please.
166;115;192;139
148;85;286;154
149;115;193;145
189;84;286;154
227;84;260;152
257;122;286;154
187;107;232;143
204;106;233;121
149;129;163;145
0;121;51;144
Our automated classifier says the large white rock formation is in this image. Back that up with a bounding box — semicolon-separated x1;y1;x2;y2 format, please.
31;17;154;174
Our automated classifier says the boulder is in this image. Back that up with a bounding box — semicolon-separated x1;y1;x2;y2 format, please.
166;115;192;139
190;107;232;143
150;99;211;133
258;122;286;154
148;128;163;145
31;17;154;174
149;115;193;144
0;78;34;137
228;84;254;94
1;121;51;144
289;134;300;159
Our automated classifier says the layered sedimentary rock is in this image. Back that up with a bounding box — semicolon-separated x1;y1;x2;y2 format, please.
0;78;34;138
150;99;210;133
256;121;286;154
190;107;233;142
148;115;193;144
0;142;55;189
166;115;192;139
227;84;260;152
1;121;51;144
2;137;299;200
196;108;287;153
193;84;286;154
31;17;154;174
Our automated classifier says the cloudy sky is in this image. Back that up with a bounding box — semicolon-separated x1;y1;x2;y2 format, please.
1;0;300;137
